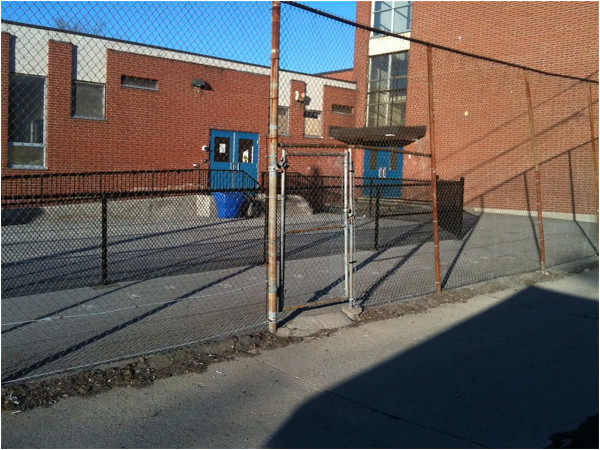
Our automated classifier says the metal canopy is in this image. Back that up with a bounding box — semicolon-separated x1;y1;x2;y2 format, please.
329;125;427;147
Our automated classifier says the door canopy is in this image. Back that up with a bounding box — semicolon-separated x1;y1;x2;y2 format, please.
329;125;427;147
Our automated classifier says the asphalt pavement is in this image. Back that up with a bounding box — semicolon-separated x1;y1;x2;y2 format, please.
2;260;598;448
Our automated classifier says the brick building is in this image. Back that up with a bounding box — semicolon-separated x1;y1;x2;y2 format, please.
1;21;359;185
353;1;598;216
2;2;598;215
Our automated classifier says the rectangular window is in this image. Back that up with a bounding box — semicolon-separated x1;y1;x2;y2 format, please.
366;51;408;127
72;81;105;119
238;138;254;164
213;137;230;163
278;106;289;136
373;1;412;36
121;75;158;91
303;110;322;137
8;74;46;168
332;104;353;115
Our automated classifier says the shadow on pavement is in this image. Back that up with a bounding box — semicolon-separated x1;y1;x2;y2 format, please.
267;287;599;448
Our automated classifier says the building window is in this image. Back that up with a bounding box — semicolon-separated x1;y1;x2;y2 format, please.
7;74;46;168
304;110;322;137
373;1;412;36
72;81;105;119
121;75;158;91
332;104;353;115
278;106;289;136
366;51;408;127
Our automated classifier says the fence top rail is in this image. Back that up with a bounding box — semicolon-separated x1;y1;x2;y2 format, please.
1;168;211;181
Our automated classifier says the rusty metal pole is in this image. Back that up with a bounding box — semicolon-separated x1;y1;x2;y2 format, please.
427;46;442;293
523;72;546;273
267;1;281;333
587;84;599;224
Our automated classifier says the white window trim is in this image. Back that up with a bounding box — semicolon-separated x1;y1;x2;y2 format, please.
7;75;47;170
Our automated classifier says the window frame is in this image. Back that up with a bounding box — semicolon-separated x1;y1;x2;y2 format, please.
72;80;106;120
366;51;409;127
332;104;354;116
303;110;322;138
372;1;412;37
7;73;47;170
121;75;159;91
278;106;290;136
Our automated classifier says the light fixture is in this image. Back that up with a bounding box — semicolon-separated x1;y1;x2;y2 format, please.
192;78;211;90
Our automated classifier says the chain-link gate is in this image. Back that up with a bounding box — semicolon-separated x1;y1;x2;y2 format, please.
277;148;356;313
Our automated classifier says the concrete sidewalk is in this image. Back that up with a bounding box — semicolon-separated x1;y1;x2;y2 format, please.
2;263;598;448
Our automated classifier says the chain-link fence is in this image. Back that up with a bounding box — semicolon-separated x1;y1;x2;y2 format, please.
2;1;598;384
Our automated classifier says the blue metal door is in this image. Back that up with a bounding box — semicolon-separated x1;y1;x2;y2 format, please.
363;149;403;198
210;130;258;191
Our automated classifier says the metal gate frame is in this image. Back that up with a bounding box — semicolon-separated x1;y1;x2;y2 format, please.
277;148;356;313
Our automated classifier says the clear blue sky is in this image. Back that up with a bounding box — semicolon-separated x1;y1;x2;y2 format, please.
1;1;357;74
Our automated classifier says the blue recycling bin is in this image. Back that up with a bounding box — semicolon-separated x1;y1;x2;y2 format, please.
212;192;246;219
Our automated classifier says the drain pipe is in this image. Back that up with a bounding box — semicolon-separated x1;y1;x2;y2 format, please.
267;1;281;333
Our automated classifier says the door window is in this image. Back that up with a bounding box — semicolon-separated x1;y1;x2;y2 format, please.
390;151;399;171
213;137;230;163
238;138;254;164
369;150;378;170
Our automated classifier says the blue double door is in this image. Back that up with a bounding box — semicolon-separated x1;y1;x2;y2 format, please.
210;130;259;191
363;149;404;198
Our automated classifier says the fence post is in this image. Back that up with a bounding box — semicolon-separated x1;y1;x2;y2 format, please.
374;185;380;250
267;1;281;333
101;194;108;284
279;150;287;310
369;178;374;217
427;46;442;293
523;71;546;273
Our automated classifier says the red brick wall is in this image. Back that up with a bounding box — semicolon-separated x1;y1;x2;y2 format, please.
353;1;371;129
279;79;359;178
2;40;273;176
322;69;354;82
401;1;599;214
2;34;360;182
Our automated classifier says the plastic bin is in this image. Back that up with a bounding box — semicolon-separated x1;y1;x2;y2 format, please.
212;192;246;219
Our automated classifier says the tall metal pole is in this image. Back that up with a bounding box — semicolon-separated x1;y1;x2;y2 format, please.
523;71;546;273
267;1;281;333
588;84;599;224
427;46;442;293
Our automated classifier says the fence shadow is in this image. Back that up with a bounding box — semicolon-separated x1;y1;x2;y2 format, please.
267;287;599;448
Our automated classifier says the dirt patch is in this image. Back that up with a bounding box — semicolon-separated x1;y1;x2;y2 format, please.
2;332;301;413
1;262;594;414
358;268;563;323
